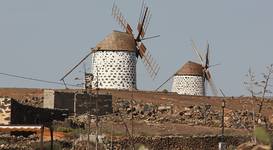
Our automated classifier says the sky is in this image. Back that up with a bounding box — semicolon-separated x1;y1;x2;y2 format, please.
0;0;273;96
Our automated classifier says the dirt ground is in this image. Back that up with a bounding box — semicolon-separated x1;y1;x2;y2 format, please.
1;88;272;138
96;120;249;138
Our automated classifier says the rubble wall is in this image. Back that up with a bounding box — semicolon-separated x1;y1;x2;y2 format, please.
109;135;250;150
0;98;11;125
91;51;137;90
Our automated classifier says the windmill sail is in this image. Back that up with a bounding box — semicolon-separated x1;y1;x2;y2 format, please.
191;40;218;96
111;1;160;80
112;3;133;35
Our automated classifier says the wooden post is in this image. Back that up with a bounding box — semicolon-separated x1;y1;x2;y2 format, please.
40;126;44;150
50;126;54;150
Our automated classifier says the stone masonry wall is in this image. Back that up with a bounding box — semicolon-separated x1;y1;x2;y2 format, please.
91;50;137;90
172;75;205;96
107;135;250;150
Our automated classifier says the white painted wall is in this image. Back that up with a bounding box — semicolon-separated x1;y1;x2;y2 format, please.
43;89;55;108
0;98;11;125
171;75;205;96
91;51;137;90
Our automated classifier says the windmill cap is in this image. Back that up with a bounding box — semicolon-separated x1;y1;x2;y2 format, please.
94;30;136;52
175;61;203;76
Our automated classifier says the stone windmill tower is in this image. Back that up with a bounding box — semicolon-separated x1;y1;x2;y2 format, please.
90;2;159;90
60;2;159;90
90;31;137;90
171;61;205;95
156;41;218;96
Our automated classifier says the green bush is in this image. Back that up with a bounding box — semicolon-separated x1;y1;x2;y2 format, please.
55;127;73;133
162;89;168;93
253;127;271;145
0;139;8;145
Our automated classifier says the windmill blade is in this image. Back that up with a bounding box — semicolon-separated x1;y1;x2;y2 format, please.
205;42;210;68
208;63;221;68
60;50;93;81
205;70;218;96
137;43;159;79
191;39;205;66
138;43;147;58
112;2;133;35
219;89;226;97
155;72;176;91
138;0;146;24
137;5;151;40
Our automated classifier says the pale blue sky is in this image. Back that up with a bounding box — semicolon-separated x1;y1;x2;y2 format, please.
0;0;273;96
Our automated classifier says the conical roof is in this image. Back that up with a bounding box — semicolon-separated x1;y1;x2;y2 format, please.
94;30;136;52
175;61;204;76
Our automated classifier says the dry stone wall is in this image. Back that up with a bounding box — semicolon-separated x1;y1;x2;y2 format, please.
106;135;250;150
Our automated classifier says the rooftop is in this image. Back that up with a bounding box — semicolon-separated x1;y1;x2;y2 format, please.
175;61;204;76
94;30;136;52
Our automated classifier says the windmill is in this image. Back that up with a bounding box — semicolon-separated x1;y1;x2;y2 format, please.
156;40;218;96
111;1;159;79
60;1;159;90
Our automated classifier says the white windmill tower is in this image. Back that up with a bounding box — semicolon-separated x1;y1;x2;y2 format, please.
156;40;218;96
89;2;159;90
171;61;205;95
90;3;159;90
60;2;159;90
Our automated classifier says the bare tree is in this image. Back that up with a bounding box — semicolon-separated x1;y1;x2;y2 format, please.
244;64;273;144
244;68;260;97
258;64;273;113
244;68;258;143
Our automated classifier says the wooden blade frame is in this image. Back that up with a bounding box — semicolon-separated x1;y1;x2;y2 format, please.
137;1;151;40
205;42;210;68
112;3;133;35
138;43;159;79
191;40;205;66
112;2;159;80
205;70;218;96
60;50;93;81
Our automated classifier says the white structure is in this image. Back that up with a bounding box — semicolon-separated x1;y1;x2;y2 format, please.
171;61;205;96
0;97;11;125
91;31;137;90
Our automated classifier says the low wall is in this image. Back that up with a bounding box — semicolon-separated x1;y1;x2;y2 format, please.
43;90;113;116
108;135;250;150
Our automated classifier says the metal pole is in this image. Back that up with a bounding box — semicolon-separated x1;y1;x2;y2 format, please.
87;109;90;150
131;89;135;150
50;126;53;150
219;100;226;150
74;92;77;117
40;125;44;150
221;100;225;142
111;123;113;150
95;66;99;150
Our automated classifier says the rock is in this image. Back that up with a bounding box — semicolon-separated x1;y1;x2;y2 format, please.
158;106;171;112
